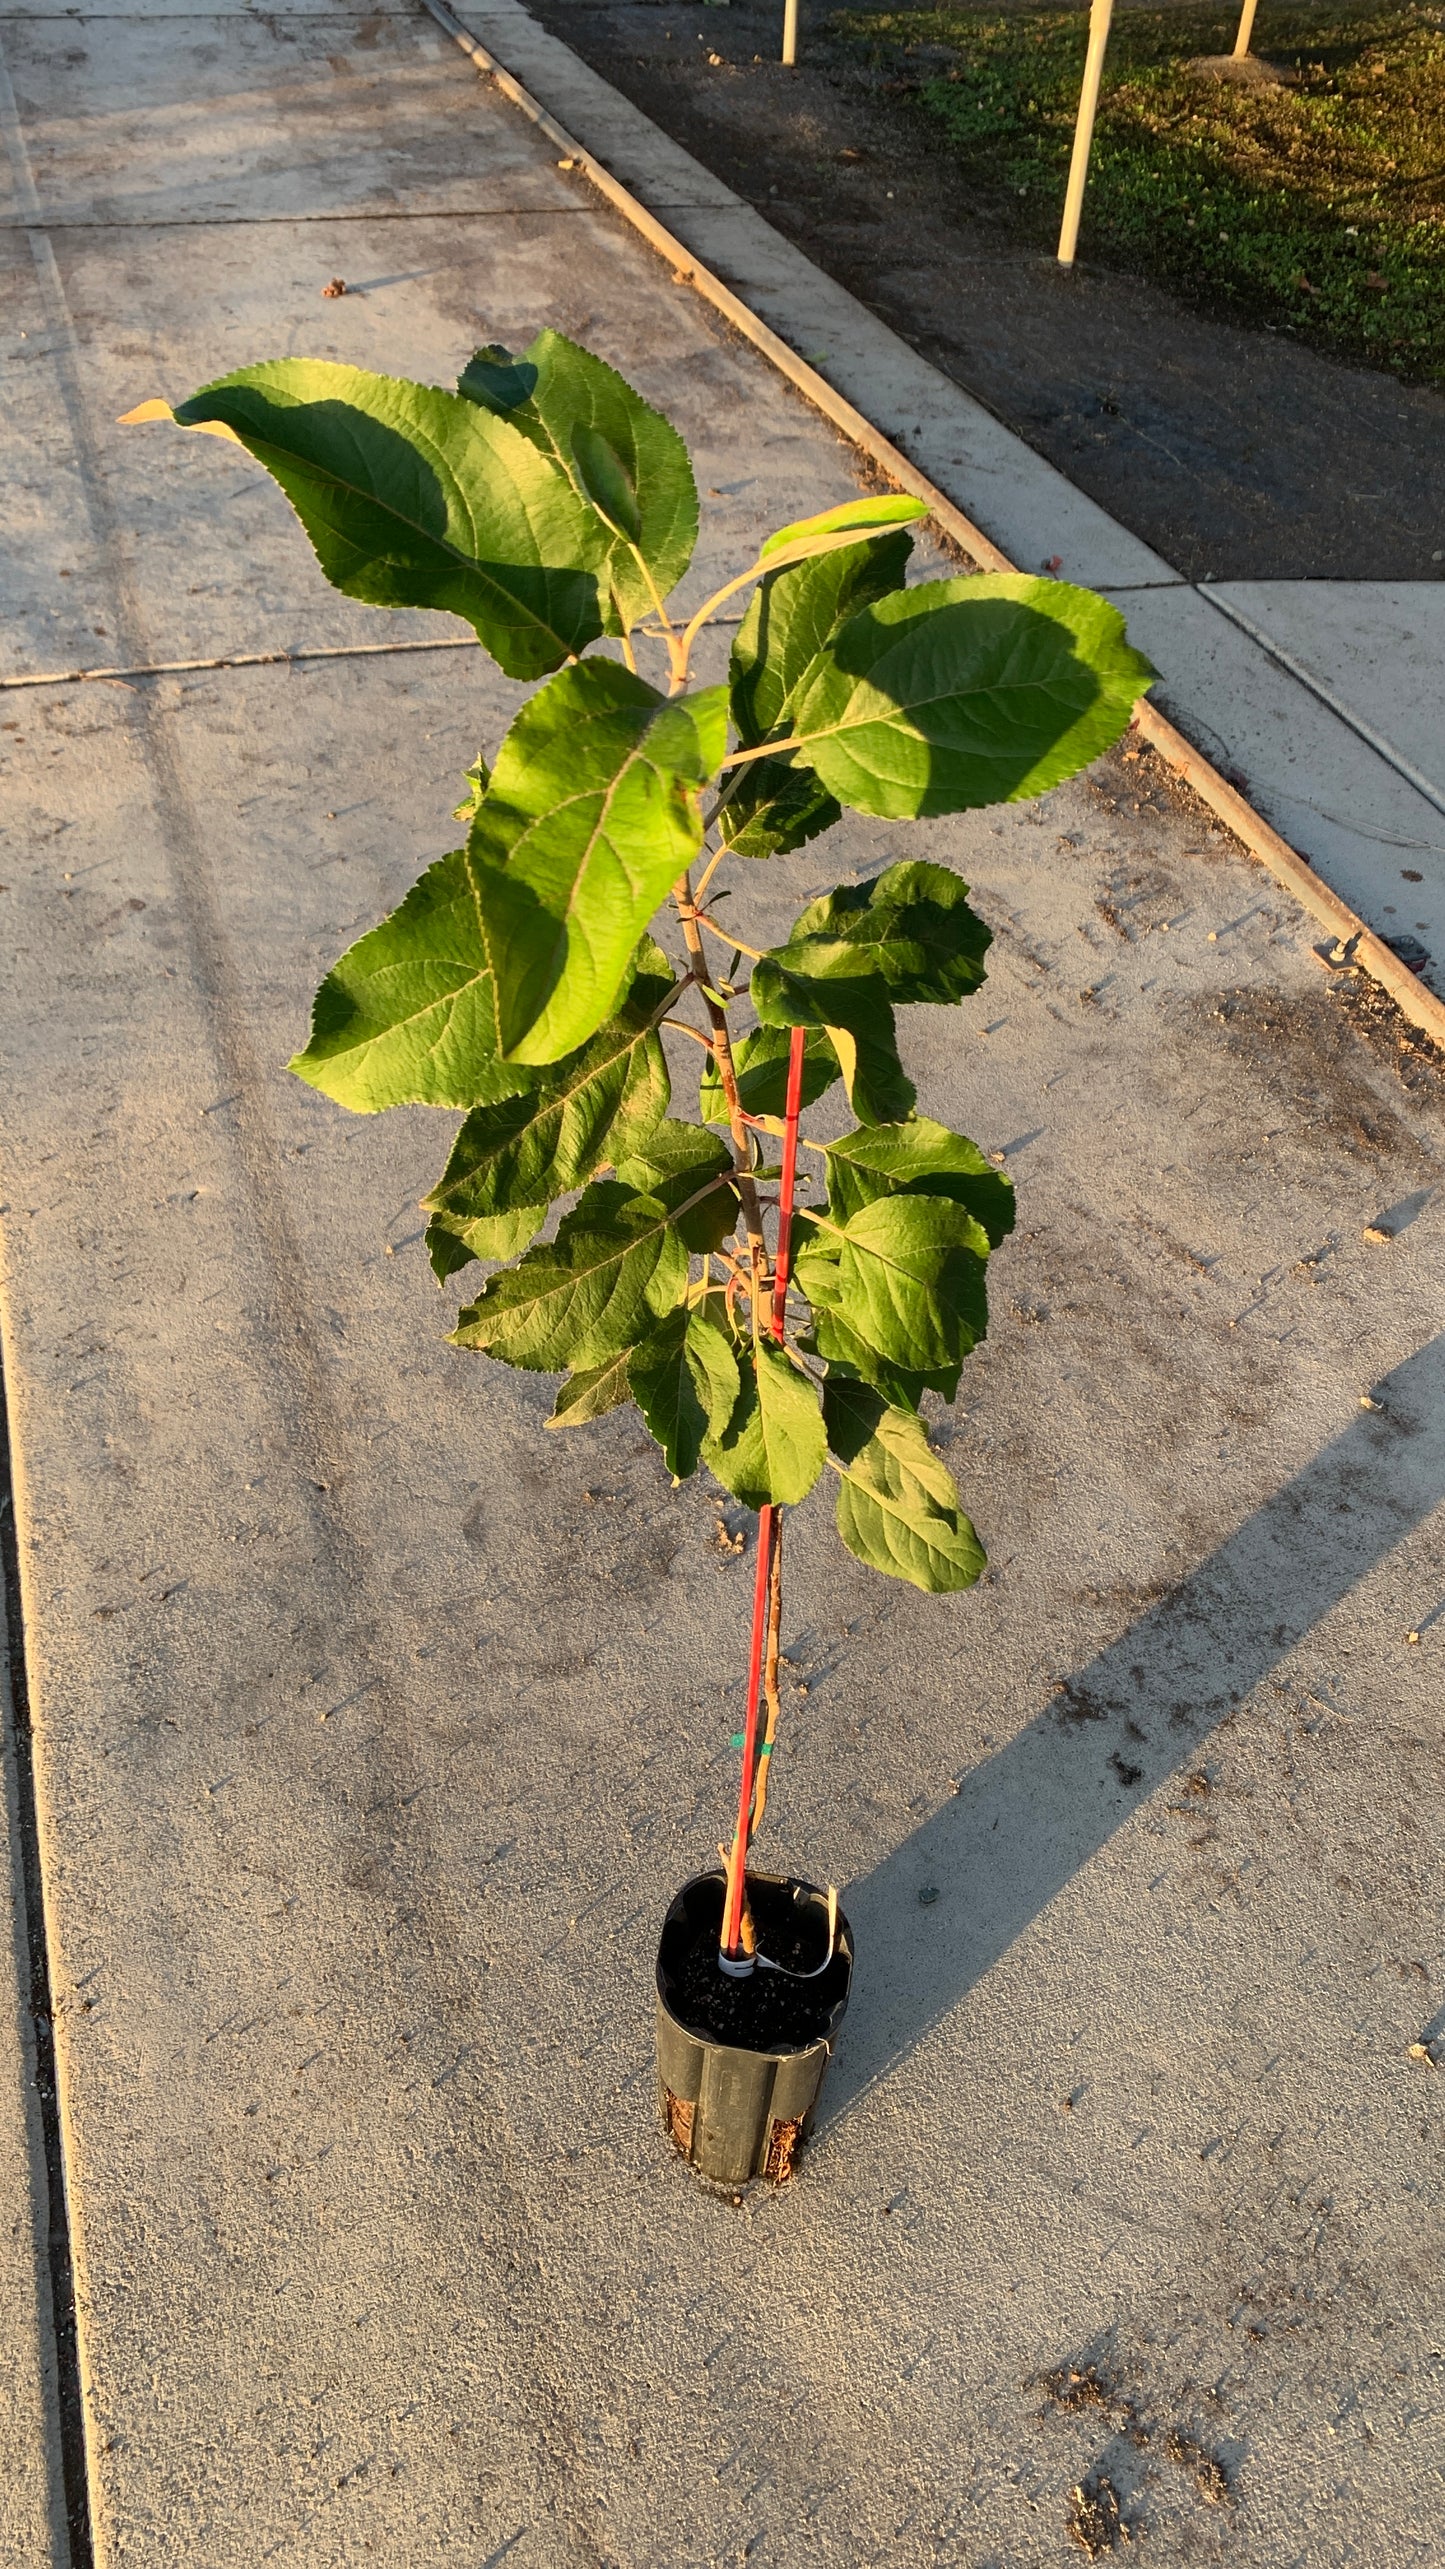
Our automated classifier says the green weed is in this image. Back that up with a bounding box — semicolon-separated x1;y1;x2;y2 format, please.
835;3;1445;379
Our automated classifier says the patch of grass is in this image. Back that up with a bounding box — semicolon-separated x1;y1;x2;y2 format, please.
834;3;1445;379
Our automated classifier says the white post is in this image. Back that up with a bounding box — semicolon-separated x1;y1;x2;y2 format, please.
782;0;798;65
1057;0;1115;269
1233;0;1259;56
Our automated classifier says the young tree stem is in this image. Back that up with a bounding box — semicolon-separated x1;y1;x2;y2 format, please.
672;873;770;1301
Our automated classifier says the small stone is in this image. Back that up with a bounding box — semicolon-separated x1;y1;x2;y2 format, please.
1359;1394;1383;1411
321;277;347;299
1207;930;1218;941
1362;1224;1393;1244
1407;1631;1421;1645
918;1885;940;1906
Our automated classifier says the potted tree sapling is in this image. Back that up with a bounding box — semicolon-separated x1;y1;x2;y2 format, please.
125;333;1152;2188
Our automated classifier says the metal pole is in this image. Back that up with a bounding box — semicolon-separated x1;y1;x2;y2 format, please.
782;0;798;67
1057;0;1114;269
1232;0;1259;55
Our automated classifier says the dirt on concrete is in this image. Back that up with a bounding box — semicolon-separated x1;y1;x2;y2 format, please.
525;0;1445;581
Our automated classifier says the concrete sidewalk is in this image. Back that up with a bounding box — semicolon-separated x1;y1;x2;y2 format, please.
2;3;1445;2563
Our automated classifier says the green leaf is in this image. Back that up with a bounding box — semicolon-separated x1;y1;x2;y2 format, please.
749;955;914;1126
702;1337;826;1509
717;767;842;864
699;1021;839;1126
823;1117;1015;1244
470;660;727;1065
453;750;491;824
289;845;531;1113
793;1194;989;1372
757;494;929;567
615;1118;743;1254
452;1136;734;1370
824;1384;985;1592
427;1204;542;1278
776;861;992;1007
782;576;1157;818
422;944;673;1276
546;1347;635;1427
806;1305;960;1410
159;361;608;680
720;529;912;860
455;345;536;411
458;329;697;632
745;860;994;1124
630;1302;741;1479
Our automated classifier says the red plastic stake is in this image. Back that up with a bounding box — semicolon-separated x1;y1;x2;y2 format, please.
770;1023;808;1342
722;1025;807;1960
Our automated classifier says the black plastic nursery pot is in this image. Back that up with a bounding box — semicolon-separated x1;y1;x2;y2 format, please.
655;1869;854;2188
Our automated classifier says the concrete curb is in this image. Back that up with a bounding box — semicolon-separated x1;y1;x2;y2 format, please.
416;0;1445;1055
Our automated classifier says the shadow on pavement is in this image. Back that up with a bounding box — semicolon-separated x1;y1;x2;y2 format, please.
827;1330;1445;2119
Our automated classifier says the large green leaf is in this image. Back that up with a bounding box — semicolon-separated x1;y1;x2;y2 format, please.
458;330;697;633
776;576;1156;818
720;531;913;859
289;844;530;1113
749;955;914;1127
824;1117;1015;1244
702;1338;826;1509
699;1021;839;1127
470;660;727;1066
806;1306;960;1411
452;1134;734;1371
146;361;608;681
630;1301;741;1479
776;862;992;1007
793;1194;989;1372
422;943;673;1276
824;1380;985;1592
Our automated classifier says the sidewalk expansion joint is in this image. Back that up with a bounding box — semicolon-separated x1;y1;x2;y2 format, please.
2;636;481;691
0;206;601;229
1199;587;1445;826
0;1353;97;2569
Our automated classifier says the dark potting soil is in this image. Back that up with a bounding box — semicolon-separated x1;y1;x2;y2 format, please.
660;1875;852;2050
